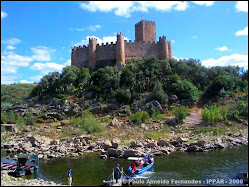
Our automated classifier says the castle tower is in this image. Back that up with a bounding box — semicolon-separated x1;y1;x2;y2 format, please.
159;36;168;59
168;41;172;58
71;46;78;67
88;37;98;70
135;20;156;43
116;33;125;69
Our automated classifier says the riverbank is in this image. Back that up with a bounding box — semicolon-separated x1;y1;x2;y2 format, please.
1;122;248;160
1;170;64;186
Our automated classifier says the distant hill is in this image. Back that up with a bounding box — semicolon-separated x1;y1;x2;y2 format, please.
1;83;36;110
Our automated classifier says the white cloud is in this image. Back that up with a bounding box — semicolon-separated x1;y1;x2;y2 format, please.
235;26;248;36
1;75;18;85
87;25;102;31
74;35;129;46
31;46;55;61
70;24;102;32
30;62;65;74
79;1;190;17
6;45;16;50
216;46;229;52
171;40;175;43
235;1;248;12
192;1;215;6
64;59;71;66
2;38;21;45
202;54;248;68
19;80;34;84
192;36;197;39
1;51;33;77
1;51;33;68
1;10;7;19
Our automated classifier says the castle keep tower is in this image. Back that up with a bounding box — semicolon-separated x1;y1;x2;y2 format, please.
71;20;173;70
159;36;168;59
135;20;156;43
116;33;125;69
88;37;97;70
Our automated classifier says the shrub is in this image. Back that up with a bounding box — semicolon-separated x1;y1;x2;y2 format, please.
150;108;163;120
172;106;189;122
202;105;223;125
152;82;168;104
228;100;248;119
130;111;150;124
70;111;105;133
115;89;131;104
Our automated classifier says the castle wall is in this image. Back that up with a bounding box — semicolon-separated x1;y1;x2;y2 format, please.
125;41;160;61
71;46;89;69
96;43;116;61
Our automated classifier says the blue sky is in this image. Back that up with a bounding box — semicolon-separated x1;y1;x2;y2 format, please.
1;1;248;84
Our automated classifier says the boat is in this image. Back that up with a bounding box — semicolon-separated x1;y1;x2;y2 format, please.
8;168;26;177
2;154;39;176
126;154;154;177
103;154;154;186
17;154;39;174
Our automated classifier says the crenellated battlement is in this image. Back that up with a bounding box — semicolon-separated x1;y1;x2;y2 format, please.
135;20;155;25
71;20;172;70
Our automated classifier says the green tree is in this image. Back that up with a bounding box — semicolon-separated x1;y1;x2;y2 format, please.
90;66;120;96
78;68;90;90
203;75;234;99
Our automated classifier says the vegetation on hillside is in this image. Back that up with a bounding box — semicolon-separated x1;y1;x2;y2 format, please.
30;56;248;105
1;57;248;131
1;83;36;110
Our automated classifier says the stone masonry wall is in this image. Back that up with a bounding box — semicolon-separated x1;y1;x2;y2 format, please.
125;41;160;61
71;46;89;69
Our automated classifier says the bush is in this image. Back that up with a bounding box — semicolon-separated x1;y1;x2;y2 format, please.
202;105;223;125
115;89;131;104
70;111;105;133
172;106;189;122
130;111;150;124
150;108;163;120
228;100;248;120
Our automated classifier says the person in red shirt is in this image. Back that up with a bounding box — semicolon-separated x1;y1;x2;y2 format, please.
130;161;136;173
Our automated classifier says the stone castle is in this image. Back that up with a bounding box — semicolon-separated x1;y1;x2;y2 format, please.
71;20;173;70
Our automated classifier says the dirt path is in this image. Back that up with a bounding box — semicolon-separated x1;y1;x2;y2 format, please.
183;108;203;128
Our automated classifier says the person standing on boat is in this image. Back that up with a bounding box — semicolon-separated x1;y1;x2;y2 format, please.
114;164;121;183
67;168;72;186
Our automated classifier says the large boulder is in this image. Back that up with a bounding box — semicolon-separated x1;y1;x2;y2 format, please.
129;141;143;148
186;145;198;152
109;118;120;127
102;139;112;150
66;104;82;116
147;100;163;112
169;95;178;101
112;138;121;148
145;142;157;148
197;140;207;146
29;135;52;147
60;120;69;126
157;139;170;147
123;149;138;158
107;148;122;157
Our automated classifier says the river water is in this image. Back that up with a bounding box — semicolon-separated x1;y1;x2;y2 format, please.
1;146;248;186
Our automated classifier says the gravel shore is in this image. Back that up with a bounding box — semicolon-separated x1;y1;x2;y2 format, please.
1;170;64;186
